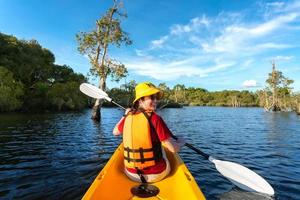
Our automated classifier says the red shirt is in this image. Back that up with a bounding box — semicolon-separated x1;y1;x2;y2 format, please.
117;112;172;174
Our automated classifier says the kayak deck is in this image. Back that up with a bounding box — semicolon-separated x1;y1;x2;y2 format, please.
82;143;206;200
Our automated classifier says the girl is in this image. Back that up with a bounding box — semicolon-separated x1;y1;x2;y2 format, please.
113;82;185;182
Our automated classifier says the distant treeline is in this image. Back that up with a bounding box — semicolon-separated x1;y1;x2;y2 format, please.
106;79;299;112
103;81;259;108
0;32;88;112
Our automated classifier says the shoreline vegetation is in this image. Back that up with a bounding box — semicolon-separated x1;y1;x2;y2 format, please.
0;32;87;113
1;32;300;114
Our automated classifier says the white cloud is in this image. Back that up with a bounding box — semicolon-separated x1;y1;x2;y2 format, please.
135;49;146;57
150;36;168;49
202;12;298;54
263;1;286;16
271;55;294;61
254;42;291;50
250;13;298;36
170;15;209;35
125;58;234;80
266;2;285;8
242;80;260;88
192;16;210;27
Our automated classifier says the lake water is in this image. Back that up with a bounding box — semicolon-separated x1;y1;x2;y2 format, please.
0;107;300;199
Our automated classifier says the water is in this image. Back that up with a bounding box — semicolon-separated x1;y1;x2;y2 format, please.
0;107;299;200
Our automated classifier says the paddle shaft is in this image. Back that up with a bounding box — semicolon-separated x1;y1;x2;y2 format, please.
111;100;126;110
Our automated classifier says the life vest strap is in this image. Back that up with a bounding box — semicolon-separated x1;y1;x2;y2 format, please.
124;146;154;153
141;112;163;161
124;142;162;164
135;167;147;183
139;148;144;163
124;156;156;163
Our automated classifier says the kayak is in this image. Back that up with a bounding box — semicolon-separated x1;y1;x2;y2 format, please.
82;143;206;200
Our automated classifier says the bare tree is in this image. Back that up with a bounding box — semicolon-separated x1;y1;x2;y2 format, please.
76;0;132;121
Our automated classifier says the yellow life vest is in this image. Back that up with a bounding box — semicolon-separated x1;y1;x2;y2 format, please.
123;112;162;169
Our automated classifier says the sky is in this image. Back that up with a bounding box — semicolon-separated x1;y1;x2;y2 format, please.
0;0;299;91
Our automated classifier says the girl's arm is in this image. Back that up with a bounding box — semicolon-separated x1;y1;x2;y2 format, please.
113;116;125;136
162;137;185;153
153;113;186;153
113;108;132;136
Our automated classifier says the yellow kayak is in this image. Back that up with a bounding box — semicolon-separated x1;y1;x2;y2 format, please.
82;143;206;200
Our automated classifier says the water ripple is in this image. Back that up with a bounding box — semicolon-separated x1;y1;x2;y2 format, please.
1;107;300;199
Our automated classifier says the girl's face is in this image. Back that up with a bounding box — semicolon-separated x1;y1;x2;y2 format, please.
139;94;158;111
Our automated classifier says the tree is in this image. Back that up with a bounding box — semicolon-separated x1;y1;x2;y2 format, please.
121;80;136;93
0;66;24;112
0;33;55;87
294;93;300;114
156;83;171;108
119;80;136;106
76;0;132;121
158;83;170;99
265;61;294;111
172;84;186;103
0;32;87;112
48;82;88;111
50;64;86;84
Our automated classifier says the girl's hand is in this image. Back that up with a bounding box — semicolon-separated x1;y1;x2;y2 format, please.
124;108;132;116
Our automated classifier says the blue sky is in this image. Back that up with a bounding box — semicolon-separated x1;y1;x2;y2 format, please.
0;0;299;91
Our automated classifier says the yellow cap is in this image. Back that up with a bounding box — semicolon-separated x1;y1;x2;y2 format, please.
133;82;163;103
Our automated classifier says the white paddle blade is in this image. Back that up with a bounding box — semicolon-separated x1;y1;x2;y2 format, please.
209;157;274;196
79;83;112;102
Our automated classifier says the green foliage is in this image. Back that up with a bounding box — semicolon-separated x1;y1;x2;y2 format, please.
0;32;87;112
0;33;55;86
266;65;293;95
264;62;294;111
50;64;86;83
121;80;137;93
0;66;24;112
158;83;171;101
48;82;88;111
107;87;133;107
293;93;300;113
25;82;50;111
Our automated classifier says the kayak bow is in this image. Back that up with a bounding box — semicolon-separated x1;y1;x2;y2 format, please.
82;144;206;200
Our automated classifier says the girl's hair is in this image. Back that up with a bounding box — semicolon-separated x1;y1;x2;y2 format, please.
131;97;144;114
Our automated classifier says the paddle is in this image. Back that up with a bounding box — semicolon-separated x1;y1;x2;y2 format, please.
79;83;275;196
80;83;126;109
